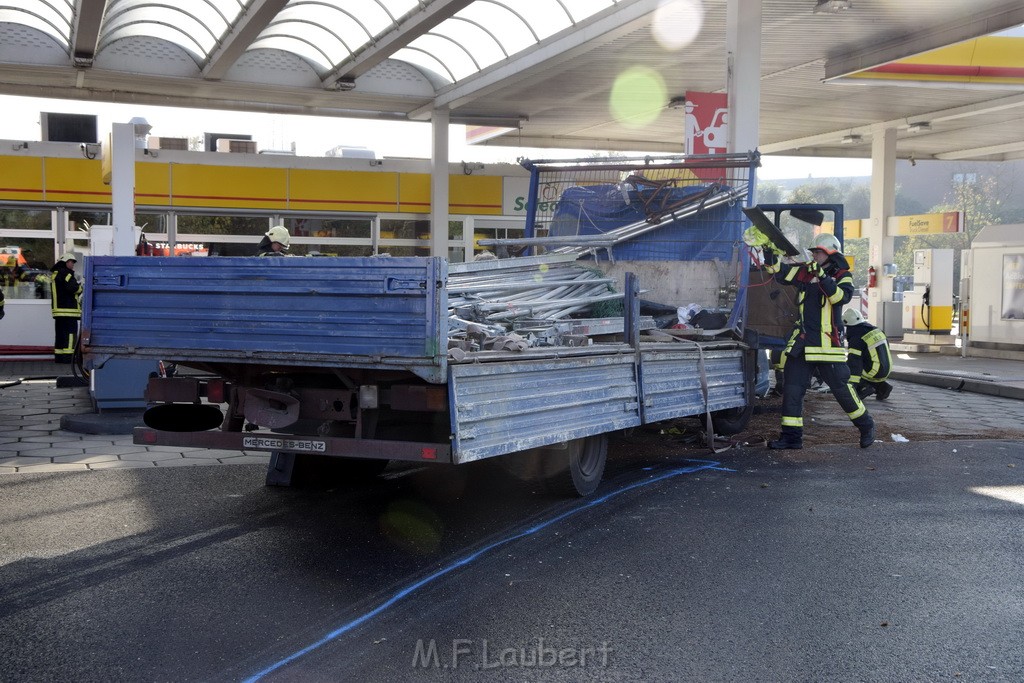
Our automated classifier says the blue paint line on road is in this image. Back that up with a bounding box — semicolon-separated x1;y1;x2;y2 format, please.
242;458;732;682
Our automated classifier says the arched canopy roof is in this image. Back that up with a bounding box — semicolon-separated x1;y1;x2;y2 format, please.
0;0;1023;162
0;0;618;83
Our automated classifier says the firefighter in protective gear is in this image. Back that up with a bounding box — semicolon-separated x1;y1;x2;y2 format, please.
762;232;875;449
257;225;290;256
50;252;82;364
842;308;893;401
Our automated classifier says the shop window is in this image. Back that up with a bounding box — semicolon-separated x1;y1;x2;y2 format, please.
0;208;56;299
281;216;373;256
381;219;428;241
473;223;525;258
176;215;269;256
380;246;419;257
0;208;52;231
307;244;373;257
178;214;269;237
203;240;261;257
1;244;52;300
285;217;370;240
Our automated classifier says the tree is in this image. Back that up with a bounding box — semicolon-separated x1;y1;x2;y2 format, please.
780;179;872;277
893;174;1005;291
754;166;1022;292
756;182;785;205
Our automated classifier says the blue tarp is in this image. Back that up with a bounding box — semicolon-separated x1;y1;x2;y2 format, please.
548;183;743;262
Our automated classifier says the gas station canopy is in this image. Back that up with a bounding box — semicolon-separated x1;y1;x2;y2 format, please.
0;0;1022;161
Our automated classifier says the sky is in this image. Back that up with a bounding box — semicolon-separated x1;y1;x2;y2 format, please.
1;94;872;180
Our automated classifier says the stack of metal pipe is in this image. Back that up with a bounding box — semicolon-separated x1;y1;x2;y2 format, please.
446;254;627;351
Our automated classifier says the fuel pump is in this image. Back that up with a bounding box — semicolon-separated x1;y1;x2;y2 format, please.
901;248;955;345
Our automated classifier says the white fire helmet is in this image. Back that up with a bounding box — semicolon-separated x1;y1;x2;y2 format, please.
265;225;291;248
809;233;842;255
842;308;866;326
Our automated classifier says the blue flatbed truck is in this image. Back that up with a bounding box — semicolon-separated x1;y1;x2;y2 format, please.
81;155;765;496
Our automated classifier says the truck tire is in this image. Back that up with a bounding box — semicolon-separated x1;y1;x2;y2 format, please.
709;401;753;436
541;435;608;498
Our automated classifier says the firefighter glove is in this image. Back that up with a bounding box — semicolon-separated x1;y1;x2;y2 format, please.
742;226;770;249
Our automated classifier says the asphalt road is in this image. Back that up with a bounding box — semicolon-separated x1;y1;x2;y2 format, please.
1;437;1022;682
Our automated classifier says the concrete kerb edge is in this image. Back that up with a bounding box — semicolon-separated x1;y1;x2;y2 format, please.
890;370;1024;401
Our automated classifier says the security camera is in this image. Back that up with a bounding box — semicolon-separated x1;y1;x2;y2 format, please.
80;142;100;159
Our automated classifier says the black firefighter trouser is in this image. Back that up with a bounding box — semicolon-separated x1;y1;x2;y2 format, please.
780;351;868;437
54;316;79;364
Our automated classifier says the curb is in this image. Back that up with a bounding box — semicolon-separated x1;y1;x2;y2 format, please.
890;370;1024;401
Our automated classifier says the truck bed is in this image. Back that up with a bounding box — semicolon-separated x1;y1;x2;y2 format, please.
83;256;448;382
84;255;752;466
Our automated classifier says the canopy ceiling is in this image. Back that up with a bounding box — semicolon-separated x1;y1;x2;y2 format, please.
1;0;1023;162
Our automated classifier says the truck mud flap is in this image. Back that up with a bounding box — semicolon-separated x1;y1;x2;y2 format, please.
133;427;452;463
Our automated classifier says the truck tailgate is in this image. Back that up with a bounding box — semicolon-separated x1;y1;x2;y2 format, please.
82;256;448;382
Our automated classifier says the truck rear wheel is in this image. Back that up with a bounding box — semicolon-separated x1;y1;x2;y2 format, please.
710;402;753;435
541;435;608;498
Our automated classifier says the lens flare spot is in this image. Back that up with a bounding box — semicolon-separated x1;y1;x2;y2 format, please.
652;0;704;51
380;499;443;554
610;67;666;129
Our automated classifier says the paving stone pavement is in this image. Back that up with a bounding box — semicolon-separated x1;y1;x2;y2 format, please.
806;377;1024;441
3;356;1024;474
0;361;269;474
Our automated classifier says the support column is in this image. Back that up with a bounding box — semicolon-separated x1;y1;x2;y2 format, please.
167;212;177;253
430;109;450;259
53;207;67;259
867;126;896;327
726;0;761;161
110;122;137;256
85;123;157;412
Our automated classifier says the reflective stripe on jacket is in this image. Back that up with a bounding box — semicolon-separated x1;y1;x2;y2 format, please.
50;265;82;318
766;251;853;362
846;323;892;380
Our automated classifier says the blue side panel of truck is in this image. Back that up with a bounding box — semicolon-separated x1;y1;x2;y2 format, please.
447;345;748;463
640;347;747;423
449;350;643;463
82;256;449;383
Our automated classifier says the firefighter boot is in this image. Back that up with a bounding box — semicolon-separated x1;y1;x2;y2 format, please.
874;382;893;401
854;415;875;449
856;383;874;400
768;427;803;450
